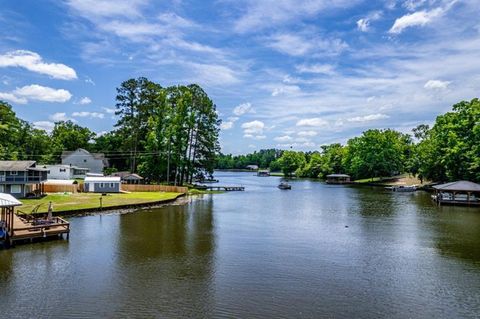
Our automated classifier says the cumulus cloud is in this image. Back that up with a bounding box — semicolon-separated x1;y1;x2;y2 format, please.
244;134;266;140
347;113;390;123
424;80;450;90
0;85;72;104
241;120;265;134
233;102;253;116
72;111;105;119
274;135;293;142
0;50;77;80
389;8;443;34
50;112;73;122
297;130;318;137
220;121;234;130
296;117;328;127
33;121;55;132
77;97;92;105
357;11;382;32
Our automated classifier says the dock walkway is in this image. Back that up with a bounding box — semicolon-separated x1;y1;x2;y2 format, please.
205;186;245;191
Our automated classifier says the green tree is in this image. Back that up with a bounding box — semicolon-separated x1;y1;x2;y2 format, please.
277;151;306;177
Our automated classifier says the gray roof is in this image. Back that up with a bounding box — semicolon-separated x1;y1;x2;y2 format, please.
0;161;36;171
0;193;22;207
327;174;350;178
433;181;480;192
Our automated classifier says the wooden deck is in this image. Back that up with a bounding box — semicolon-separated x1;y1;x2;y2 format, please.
205;186;245;191
9;214;70;243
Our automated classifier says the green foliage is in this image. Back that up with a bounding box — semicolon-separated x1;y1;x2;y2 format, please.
216;149;283;170
277;151;306;177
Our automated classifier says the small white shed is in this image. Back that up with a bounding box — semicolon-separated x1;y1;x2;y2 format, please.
84;176;121;193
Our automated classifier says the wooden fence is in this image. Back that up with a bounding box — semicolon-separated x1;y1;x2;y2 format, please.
121;184;188;194
43;184;78;193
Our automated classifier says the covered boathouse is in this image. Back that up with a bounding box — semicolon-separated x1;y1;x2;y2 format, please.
326;174;351;184
432;181;480;206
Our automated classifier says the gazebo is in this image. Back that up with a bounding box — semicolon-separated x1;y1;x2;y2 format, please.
0;193;22;241
432;181;480;206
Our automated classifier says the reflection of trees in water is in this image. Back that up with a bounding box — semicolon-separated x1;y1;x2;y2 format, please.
113;197;216;317
429;208;480;263
350;186;396;217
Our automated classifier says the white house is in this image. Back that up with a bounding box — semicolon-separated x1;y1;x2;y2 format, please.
84;176;121;193
42;164;89;180
61;148;108;174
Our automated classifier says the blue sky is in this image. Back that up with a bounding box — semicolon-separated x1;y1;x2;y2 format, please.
0;0;479;154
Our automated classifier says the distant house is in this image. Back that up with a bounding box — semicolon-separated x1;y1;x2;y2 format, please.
0;161;48;198
42;164;89;180
246;165;259;170
110;171;144;184
84;176;121;193
61;148;108;174
326;174;351;184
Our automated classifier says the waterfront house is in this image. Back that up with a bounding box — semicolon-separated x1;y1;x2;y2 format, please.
61;148;108;174
0;161;47;198
84;176;121;193
110;171;144;184
432;181;480;206
326;174;351;184
42;164;89;180
257;169;270;177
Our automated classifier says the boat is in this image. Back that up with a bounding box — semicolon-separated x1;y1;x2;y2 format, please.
384;185;417;192
278;182;292;190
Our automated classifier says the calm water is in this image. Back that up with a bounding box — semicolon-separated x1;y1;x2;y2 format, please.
1;172;480;318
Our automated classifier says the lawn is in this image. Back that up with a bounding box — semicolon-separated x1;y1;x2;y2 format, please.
18;192;182;214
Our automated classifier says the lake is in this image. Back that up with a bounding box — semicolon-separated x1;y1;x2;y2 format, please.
1;171;479;318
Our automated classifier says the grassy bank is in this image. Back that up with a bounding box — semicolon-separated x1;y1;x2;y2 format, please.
354;174;424;186
18;192;182;214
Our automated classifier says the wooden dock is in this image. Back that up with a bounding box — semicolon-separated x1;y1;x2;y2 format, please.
10;213;70;244
205;186;245;191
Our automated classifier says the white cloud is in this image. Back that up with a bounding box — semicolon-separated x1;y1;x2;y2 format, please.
0;85;72;104
274;135;293;142
244;134;266;140
50;112;72;122
66;0;147;19
295;63;335;75
85;76;95;85
77;97;92;105
33;121;55;132
347;113;390;122
389;8;443;34
72;111;105;119
424;80;450;90
0;50;77;80
357;19;370;32
102;107;116;114
0;92;27;104
233;102;253;116
271;84;301;96
220;121;234;130
267;32;347;57
296;117;328;127
297;130;318;137
241;120;265;135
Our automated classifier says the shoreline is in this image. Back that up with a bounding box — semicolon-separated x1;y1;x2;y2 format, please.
25;193;195;218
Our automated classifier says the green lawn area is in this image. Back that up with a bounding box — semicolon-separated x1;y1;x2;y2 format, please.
18;192;181;214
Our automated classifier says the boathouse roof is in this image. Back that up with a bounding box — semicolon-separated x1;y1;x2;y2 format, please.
326;174;350;178
0;193;22;207
433;181;480;192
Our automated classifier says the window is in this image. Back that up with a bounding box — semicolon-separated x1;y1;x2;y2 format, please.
60;168;66;172
84;159;87;163
0;185;4;192
100;183;104;188
10;185;21;193
110;183;114;188
10;171;18;175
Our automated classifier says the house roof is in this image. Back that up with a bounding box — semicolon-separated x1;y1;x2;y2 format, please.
61;148;105;160
433;181;480;192
0;193;22;207
327;174;351;178
0;161;36;171
85;176;121;183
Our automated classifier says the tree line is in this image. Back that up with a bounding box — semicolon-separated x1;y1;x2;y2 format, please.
0;77;220;185
216;98;480;183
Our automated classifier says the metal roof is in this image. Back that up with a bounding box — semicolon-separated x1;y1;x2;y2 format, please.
327;174;351;178
433;181;480;192
85;176;121;183
0;161;36;171
0;193;22;207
